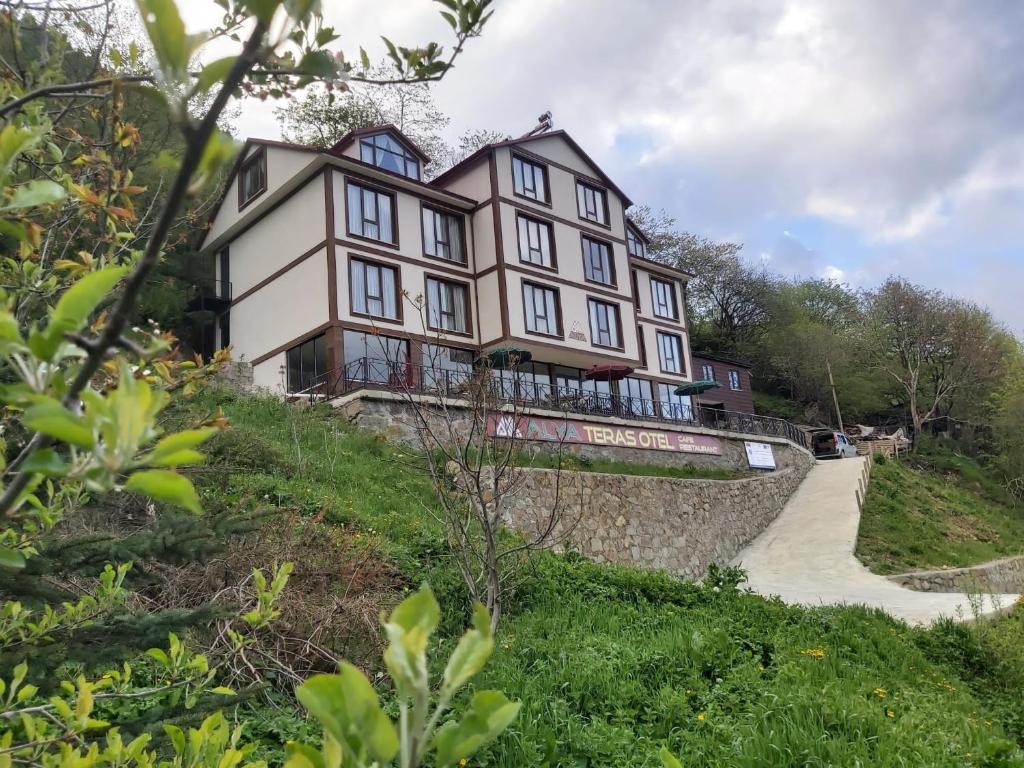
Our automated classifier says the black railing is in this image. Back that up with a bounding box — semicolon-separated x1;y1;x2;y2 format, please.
186;279;233;313
294;357;809;449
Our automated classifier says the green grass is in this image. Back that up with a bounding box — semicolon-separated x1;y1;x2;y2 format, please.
857;452;1024;575
521;450;749;481
180;388;1024;766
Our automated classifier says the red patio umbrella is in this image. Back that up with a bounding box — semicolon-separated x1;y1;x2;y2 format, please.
583;364;635;382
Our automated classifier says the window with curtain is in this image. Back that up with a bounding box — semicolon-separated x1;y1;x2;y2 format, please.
626;226;646;258
576;180;608;224
728;370;742;390
359;133;420;179
657;383;692;421
512;155;547;202
522;282;560;336
588;299;620;348
582;236;614;285
286;334;326;393
517;215;554;268
701;363;715;381
657;331;683;373
346;182;395;243
422;206;464;263
426;277;469;333
651;277;678;319
350;258;399;320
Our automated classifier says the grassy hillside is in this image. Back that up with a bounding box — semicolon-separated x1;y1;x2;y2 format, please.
857;452;1024;575
179;388;1024;766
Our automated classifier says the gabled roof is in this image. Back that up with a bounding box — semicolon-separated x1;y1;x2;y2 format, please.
430;129;633;206
691;351;754;369
328;124;432;164
625;217;651;244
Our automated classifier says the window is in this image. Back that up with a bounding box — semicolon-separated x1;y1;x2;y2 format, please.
426;277;469;334
588;299;621;349
637;325;647;368
346;182;395;244
512;155;547;203
621;377;655;417
626;226;646;258
651;277;678;320
657;383;693;421
657;332;684;374
238;147;266;208
286;334;326;393
422;206;464;263
582;236;615;286
342;330;409;385
517;215;555;268
631;270;640;308
350;258;399;320
495;361;551;402
522;282;560;337
701;363;715;381
422;344;474;391
728;370;742;390
359;132;420;179
576;180;608;225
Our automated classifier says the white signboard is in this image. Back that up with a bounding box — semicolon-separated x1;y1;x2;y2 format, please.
744;441;776;470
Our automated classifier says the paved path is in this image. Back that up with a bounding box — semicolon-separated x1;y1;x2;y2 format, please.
733;456;1019;625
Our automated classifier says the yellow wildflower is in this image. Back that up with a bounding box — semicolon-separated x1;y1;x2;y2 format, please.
886;710;895;718
697;713;706;722
800;647;826;659
459;760;468;767
873;687;887;699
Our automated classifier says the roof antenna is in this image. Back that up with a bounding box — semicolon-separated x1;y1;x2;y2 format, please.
520;111;553;138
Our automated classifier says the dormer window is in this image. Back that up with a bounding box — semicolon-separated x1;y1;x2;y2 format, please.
238;146;266;209
627;226;646;258
359;132;421;180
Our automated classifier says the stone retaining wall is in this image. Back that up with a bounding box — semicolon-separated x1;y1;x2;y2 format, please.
500;464;811;579
340;392;812;474
887;555;1024;593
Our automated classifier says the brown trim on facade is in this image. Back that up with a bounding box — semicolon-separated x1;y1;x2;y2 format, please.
330;124;432;164
496;139;630;206
637;324;648;370
499;196;627;244
324;168;338;321
335;238;472;278
337;319;480;351
580;231;618;289
503;262;627;303
586;295;626;352
503;333;642;367
423;271;474;337
638;314;688;333
514;211;558;272
343;177;400;248
509;151;552;207
418;200;469;267
489;151;511;338
332;156;475;206
475;264;499;279
237;145;267;211
231;240;328;307
347;252;404;325
520;279;564;340
629;254;695;279
251;321;332;366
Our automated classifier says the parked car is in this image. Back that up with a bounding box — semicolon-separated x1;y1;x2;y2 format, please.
809;429;859;459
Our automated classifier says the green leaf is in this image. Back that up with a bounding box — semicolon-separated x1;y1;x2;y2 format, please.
283;741;325;768
124;469;201;513
441;602;493;696
21;448;69;476
0;546;26;571
146;427;218;466
135;0;193;78
283;0;319;21
660;747;684;768
433;690;520;767
1;180;65;212
240;0;281;23
196;57;236;91
383;583;440;700
24;402;94;449
298;50;338;79
295;665;399;765
35;265;128;361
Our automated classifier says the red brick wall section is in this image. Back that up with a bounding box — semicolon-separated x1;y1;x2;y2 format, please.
692;355;755;414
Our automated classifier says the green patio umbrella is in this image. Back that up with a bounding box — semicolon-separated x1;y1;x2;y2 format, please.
476;347;533;370
674;379;721;397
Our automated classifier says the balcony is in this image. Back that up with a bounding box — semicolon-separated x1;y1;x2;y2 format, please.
295;357;809;449
185;279;233;315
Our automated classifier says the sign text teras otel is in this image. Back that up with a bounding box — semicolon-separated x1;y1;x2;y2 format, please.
487;415;723;455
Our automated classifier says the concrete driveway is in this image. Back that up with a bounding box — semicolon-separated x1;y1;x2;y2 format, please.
733;456;1019;625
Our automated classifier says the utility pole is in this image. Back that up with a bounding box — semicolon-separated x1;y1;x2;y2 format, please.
826;358;845;434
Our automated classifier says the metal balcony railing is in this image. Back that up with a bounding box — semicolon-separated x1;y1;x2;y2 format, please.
292;357;809;449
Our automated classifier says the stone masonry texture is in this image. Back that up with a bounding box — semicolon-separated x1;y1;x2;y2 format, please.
887;555;1024;594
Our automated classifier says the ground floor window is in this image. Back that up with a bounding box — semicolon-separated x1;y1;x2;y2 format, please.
657;383;693;421
343;330;409;385
621;376;655;417
286;334;327;393
422;343;474;391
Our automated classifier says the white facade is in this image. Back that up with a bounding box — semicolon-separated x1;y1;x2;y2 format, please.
198;126;695;414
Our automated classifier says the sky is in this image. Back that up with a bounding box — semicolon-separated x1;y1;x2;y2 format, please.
181;0;1024;337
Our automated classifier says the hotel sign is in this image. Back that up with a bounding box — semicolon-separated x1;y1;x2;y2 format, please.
487;414;722;455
